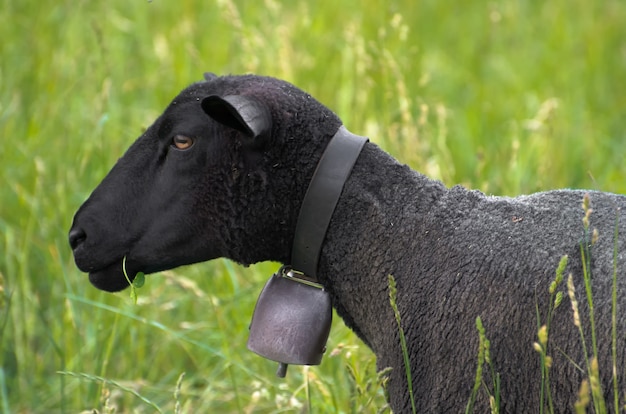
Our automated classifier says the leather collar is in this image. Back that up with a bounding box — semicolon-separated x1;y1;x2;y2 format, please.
290;126;368;281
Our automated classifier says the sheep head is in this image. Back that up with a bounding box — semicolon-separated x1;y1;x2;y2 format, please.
69;74;342;292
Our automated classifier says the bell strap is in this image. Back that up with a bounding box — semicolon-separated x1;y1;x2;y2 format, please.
290;126;368;280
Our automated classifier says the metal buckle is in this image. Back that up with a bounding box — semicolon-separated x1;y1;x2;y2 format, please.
281;266;324;289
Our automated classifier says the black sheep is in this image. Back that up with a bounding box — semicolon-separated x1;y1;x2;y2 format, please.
69;73;626;413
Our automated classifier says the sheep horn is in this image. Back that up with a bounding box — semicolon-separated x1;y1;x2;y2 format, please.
201;95;272;139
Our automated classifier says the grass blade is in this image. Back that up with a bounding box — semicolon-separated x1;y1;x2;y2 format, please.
388;275;416;414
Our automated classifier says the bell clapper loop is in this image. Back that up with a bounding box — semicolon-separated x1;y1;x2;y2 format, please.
276;363;288;378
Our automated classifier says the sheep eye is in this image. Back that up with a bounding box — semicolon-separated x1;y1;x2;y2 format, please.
172;135;194;150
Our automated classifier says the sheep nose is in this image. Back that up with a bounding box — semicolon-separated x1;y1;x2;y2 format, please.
69;227;87;250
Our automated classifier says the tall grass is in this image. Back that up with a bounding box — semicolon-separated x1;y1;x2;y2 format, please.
466;316;500;414
1;0;625;412
388;275;416;413
534;254;567;414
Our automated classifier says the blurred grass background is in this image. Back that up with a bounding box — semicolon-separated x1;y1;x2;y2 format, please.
1;0;625;412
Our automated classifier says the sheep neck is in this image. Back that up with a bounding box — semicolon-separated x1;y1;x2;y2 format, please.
290;126;368;281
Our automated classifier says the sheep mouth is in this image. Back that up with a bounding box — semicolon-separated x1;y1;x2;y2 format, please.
88;259;139;293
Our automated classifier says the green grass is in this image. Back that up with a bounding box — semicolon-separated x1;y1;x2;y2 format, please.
1;0;625;412
388;275;415;413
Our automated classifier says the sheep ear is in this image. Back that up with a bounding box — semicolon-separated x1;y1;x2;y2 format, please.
201;95;272;138
203;72;217;81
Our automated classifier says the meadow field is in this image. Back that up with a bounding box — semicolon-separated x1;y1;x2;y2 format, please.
1;0;625;412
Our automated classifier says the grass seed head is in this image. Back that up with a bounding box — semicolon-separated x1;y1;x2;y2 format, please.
591;228;599;245
574;380;590;414
538;325;548;347
567;274;581;327
554;291;563;309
